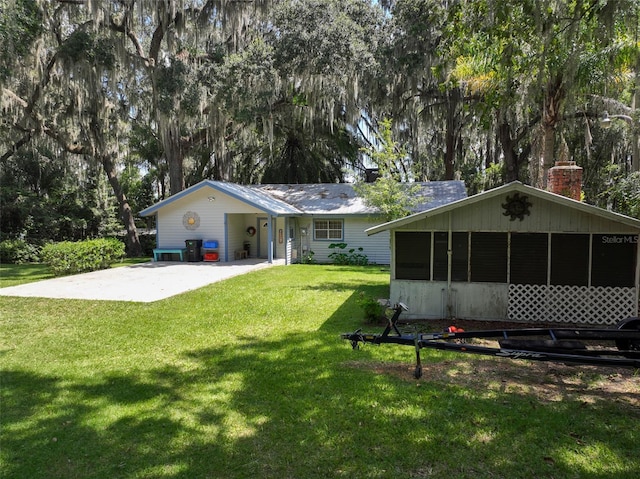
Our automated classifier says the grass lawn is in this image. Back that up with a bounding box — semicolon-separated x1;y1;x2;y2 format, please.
1;264;638;479
0;263;54;287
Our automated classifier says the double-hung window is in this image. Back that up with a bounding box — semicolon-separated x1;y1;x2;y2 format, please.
314;219;343;240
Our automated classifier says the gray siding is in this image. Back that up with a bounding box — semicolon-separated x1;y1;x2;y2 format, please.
298;216;391;264
395;195;639;234
397;195;637;234
157;188;263;261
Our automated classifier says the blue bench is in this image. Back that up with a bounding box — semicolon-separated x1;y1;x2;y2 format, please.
153;248;188;262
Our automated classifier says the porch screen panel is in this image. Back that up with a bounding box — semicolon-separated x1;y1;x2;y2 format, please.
395;232;430;280
510;233;548;285
433;232;468;281
551;234;589;286
433;232;448;281
470;232;508;282
591;234;638;287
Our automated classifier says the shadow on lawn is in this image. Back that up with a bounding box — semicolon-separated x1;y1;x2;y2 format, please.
2;292;639;479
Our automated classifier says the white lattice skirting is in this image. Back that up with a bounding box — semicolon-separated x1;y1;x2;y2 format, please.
507;284;637;325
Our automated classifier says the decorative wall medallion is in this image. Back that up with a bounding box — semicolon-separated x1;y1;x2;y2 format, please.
183;211;201;230
502;193;532;221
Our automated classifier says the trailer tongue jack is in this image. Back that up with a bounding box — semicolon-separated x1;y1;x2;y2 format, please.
342;303;640;379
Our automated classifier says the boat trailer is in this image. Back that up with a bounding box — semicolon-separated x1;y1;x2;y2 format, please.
341;303;640;379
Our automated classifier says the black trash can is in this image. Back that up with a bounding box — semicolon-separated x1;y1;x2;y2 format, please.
185;239;203;262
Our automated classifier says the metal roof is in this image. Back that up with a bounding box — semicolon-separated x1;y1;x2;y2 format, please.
249;181;467;215
139;180;467;217
365;181;640;235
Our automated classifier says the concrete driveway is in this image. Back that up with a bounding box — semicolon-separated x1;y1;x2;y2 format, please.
0;259;281;302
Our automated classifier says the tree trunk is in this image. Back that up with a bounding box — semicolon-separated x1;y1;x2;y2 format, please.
498;121;519;183
540;77;565;187
443;89;459;180
101;153;142;257
162;118;185;194
631;51;640;173
540;122;556;188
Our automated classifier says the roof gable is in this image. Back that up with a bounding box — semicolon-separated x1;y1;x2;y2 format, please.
139;180;302;217
366;181;640;235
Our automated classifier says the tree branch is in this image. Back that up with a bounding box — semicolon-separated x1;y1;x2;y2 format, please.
149;11;170;64
0;133;32;162
42;124;87;155
181;127;210;153
109;16;151;66
1;88;28;108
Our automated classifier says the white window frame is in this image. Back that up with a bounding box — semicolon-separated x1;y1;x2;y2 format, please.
313;219;344;241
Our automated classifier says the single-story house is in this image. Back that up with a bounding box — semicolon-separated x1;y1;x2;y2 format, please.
138;180;467;265
365;181;640;325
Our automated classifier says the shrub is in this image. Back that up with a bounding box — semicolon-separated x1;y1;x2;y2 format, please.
356;292;385;322
0;239;40;264
328;243;369;265
138;233;157;257
299;250;316;264
41;238;125;276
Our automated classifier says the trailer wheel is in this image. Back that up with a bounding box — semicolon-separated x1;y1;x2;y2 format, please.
615;317;640;354
414;365;422;379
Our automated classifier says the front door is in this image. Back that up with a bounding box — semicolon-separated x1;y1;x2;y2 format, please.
258;217;269;258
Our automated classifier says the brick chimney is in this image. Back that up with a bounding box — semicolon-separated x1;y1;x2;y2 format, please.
547;160;583;201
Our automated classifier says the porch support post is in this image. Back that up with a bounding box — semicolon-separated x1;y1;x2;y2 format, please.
446;212;453;318
224;213;229;262
267;215;274;263
447;212;452;289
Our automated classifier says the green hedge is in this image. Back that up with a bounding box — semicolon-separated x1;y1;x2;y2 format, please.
41;238;125;276
0;240;41;264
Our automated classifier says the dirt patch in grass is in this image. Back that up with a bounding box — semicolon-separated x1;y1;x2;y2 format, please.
346;319;640;410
